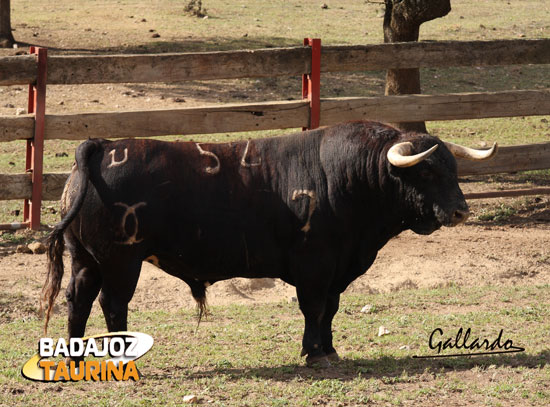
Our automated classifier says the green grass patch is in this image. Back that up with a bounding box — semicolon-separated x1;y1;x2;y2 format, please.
476;203;517;222
1;285;549;406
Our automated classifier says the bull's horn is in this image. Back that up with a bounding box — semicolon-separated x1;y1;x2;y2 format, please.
387;142;438;168
444;141;498;161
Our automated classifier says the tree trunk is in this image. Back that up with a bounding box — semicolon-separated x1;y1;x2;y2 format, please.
383;0;451;133
0;0;14;48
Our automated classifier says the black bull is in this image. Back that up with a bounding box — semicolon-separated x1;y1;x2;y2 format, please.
43;121;496;366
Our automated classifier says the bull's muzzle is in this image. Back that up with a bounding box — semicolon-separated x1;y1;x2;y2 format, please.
450;208;470;226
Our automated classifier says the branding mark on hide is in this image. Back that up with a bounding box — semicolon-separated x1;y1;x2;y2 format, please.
108;148;129;168
195;143;220;175
114;202;147;245
240;140;262;168
291;189;317;233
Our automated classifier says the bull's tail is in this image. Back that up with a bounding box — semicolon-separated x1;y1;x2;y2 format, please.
42;139;101;335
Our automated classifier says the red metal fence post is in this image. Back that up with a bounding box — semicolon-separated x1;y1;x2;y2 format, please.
302;38;321;130
23;47;36;223
24;47;47;230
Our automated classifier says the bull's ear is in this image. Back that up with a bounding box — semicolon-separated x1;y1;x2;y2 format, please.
387;142;438;168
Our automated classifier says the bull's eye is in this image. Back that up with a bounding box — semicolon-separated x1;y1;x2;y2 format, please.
420;169;434;181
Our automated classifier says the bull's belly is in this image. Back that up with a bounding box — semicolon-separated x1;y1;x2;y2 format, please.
153;251;288;282
150;223;291;281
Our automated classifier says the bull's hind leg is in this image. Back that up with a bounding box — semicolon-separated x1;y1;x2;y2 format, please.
320;293;340;361
65;234;102;341
98;256;142;332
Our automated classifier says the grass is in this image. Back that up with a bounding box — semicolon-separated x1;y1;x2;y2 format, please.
0;285;549;406
476;203;518;222
9;0;550;53
0;231;29;247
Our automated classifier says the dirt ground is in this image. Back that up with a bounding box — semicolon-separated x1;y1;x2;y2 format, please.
2;193;549;323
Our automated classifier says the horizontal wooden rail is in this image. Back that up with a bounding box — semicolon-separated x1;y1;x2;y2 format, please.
0;55;36;85
0;222;30;230
47;48;311;85
42;39;550;84
1;90;548;142
320;90;550;125
2;143;550;201
43;100;309;140
1;39;547;86
322;39;550;72
0;115;34;141
0;172;67;201
464;188;550;200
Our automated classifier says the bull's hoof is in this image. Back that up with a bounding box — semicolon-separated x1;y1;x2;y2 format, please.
326;352;340;362
306;354;331;368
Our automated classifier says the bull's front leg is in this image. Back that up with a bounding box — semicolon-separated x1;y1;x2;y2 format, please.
296;284;330;367
291;241;336;367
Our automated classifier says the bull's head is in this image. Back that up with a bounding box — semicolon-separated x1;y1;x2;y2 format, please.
387;137;497;235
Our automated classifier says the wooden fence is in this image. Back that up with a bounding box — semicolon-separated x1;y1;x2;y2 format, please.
1;38;550;229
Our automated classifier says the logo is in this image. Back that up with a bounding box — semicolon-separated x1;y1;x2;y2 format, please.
21;331;153;382
413;327;525;359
